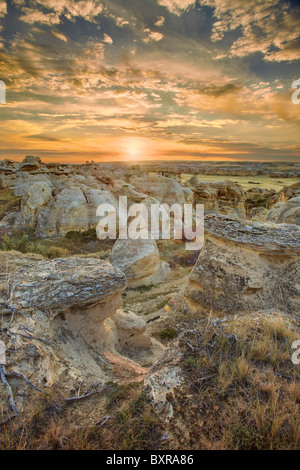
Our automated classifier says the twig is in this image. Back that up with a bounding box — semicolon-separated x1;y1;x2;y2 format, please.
0;365;18;415
5;371;46;394
95;416;114;426
7;330;51;345
65;391;102;403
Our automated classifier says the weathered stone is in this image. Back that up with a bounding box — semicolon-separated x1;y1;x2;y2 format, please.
36;187;89;236
185;214;300;316
130;175;187;205
267;196;300;226
18;155;41;171
111;238;170;288
191;180;245;215
9;257;127;316
19;182;53;227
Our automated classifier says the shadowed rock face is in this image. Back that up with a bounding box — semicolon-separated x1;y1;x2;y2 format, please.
185;215;300;316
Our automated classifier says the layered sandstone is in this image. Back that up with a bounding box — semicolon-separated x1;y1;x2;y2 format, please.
185;214;300;316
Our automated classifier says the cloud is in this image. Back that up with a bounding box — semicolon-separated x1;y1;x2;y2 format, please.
143;30;164;43
0;1;7;18
202;0;300;62
157;0;195;16
18;0;104;25
19;8;61;25
103;34;113;44
155;16;165;26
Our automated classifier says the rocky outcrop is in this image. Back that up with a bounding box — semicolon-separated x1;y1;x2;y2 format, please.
129;175;189;205
18;182;53;227
277;182;300;202
185;214;300;316
35;188;118;237
18;155;42;172
0;254;164;415
111;238;170;288
189;179;245;216
8;257;127;316
267;197;300;226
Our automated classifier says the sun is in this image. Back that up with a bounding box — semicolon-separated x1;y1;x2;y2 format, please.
121;137;148;161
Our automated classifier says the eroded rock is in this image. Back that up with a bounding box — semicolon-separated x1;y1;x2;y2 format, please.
111;238;170;288
190;180;245;216
267;196;300;226
185;214;300;316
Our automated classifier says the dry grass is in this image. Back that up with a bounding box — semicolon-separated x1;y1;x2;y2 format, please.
168;313;300;450
0;382;165;450
0;189;21;220
1;313;298;450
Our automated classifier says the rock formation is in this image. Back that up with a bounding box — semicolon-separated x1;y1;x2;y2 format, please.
185;214;300;316
0;254;164;415
267;196;300;226
129;175;189;205
111;238;170;288
188;179;245;216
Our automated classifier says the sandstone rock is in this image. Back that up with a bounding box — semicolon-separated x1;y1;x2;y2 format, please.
185;214;300;316
277;182;300;202
19;182;53;227
18;155;41;171
191;180;245;215
130;175;187;205
36;187;88;236
0;254;164;415
267;196;300;225
84;189;118;227
111;238;170;288
8;257;127;316
113;309;152;348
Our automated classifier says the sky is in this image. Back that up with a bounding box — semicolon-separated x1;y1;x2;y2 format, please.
0;0;299;163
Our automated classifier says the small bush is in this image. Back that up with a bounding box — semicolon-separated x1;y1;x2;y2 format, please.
158;326;178;340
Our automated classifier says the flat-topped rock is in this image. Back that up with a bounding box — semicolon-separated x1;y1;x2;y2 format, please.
204;214;300;254
8;257;127;315
185;214;300;316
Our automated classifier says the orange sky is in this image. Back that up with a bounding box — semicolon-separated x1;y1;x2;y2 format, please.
0;0;299;163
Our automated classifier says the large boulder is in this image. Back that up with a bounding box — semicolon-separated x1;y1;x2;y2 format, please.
267;196;300;226
9;257;127;317
185;214;300;317
111;238;170;288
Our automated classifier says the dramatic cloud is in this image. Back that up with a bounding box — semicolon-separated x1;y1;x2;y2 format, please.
0;0;299;162
202;0;300;62
18;0;104;24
